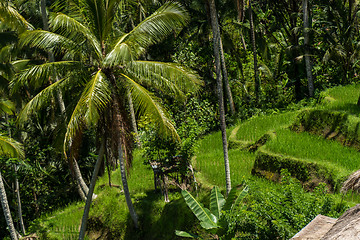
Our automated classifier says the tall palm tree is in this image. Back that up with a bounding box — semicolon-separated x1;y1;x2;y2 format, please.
248;0;261;103
303;0;314;97
13;0;201;234
207;0;231;195
0;113;24;240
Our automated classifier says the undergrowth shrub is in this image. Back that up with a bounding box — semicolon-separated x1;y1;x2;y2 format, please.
224;170;347;240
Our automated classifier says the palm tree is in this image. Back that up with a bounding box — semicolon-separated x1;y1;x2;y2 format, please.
0;128;24;240
13;0;201;235
303;0;314;97
248;0;261;103
207;0;231;195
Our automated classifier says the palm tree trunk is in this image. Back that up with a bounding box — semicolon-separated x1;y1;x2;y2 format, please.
105;70;139;228
234;0;247;50
40;0;66;113
127;91;141;148
118;141;139;227
0;172;19;240
78;139;105;240
303;0;314;97
249;0;260;103
5;115;25;235
73;158;97;200
14;165;25;235
208;0;231;195
220;42;236;115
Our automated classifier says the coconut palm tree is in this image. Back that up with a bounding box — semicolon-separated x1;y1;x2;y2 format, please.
12;0;201;235
207;0;231;195
0;101;24;240
303;0;314;98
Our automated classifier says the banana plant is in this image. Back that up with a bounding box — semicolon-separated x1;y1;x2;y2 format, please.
176;185;249;239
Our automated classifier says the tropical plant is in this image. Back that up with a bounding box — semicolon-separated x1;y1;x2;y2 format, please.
12;0;202;238
176;185;249;239
0;103;24;240
207;0;232;195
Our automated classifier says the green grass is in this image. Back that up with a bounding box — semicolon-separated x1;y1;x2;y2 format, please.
235;111;298;142
320;83;360;115
28;83;360;239
265;129;360;175
194;130;256;188
29;201;86;240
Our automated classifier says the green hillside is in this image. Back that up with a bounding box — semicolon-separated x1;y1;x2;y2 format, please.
27;84;360;240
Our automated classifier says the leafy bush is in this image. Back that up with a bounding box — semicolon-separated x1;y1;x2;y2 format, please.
223;170;347;240
141;97;216;182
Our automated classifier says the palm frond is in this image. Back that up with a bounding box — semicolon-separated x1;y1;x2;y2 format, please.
64;69;111;151
0;2;33;32
105;2;189;66
50;13;102;58
122;73;179;140
19;30;77;54
126;60;203;98
80;0;122;42
0;134;24;158
104;40;136;66
0;99;15;115
16;77;70;126
11;61;79;93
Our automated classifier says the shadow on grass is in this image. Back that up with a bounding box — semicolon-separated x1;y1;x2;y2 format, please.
123;189;197;240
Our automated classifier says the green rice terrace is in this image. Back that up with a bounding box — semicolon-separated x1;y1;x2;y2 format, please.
24;84;360;240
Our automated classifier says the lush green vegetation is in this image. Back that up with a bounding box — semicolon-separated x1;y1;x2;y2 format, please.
2;0;360;239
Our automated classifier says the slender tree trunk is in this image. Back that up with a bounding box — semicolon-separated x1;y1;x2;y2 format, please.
106;69;139;228
118;141;139;227
249;0;260;103
234;0;247;50
73;158;97;200
303;0;314;97
5;115;25;235
127;91;141;148
0;172;19;240
40;0;66;113
219;42;236;115
14;166;25;235
78;139;105;240
208;0;231;195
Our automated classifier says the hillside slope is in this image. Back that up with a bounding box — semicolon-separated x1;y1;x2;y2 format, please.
27;84;360;240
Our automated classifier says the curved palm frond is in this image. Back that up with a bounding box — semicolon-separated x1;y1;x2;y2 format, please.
64;69;111;151
19;30;77;54
16;76;71;126
0;134;24;158
79;0;122;43
122;73;179;140
50;13;102;58
126;60;203;98
104;40;135;66
11;61;79;93
0;2;33;32
0;99;15;115
105;2;189;66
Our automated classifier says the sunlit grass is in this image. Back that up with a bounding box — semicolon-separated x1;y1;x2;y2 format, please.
235;111;298;142
194;130;256;188
265;129;360;175
320;83;360;115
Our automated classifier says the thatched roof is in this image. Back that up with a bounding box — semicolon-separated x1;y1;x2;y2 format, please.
291;204;360;240
341;169;360;193
290;215;336;240
321;204;360;240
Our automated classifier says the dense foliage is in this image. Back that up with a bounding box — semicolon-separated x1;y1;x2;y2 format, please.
1;0;360;239
224;170;347;239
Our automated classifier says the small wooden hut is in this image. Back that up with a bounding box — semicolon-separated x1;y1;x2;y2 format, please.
291;204;360;240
